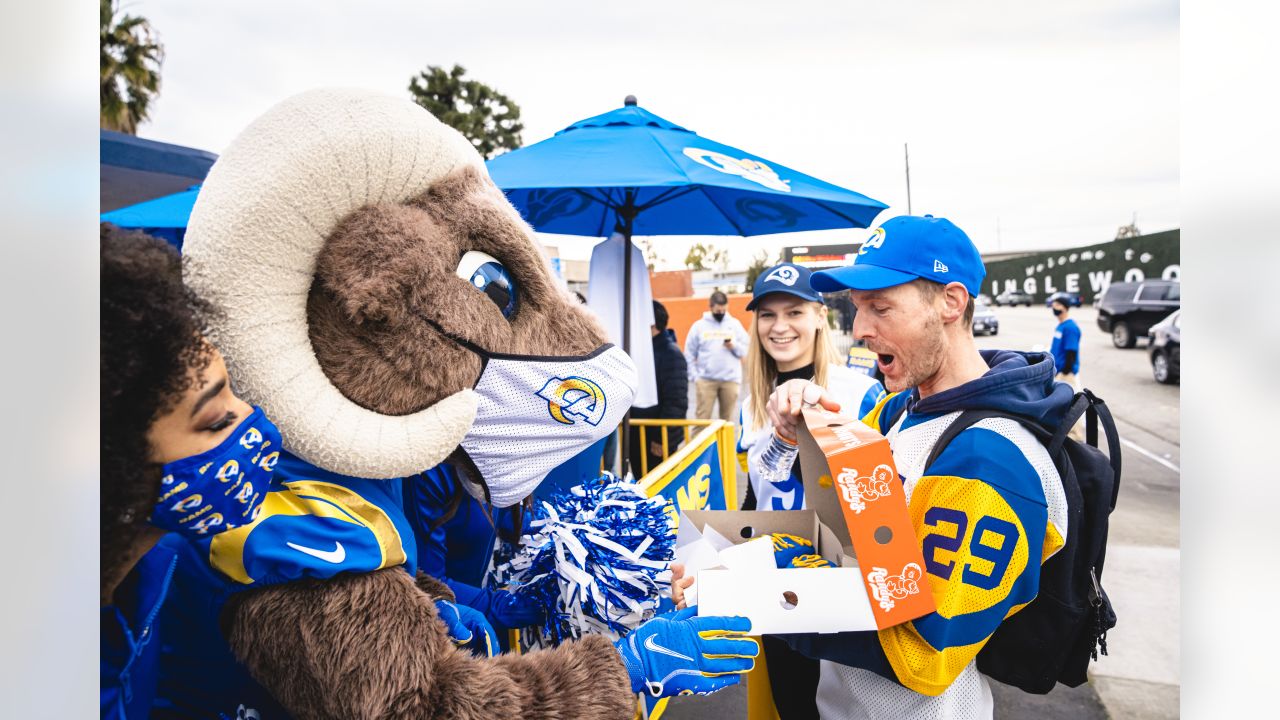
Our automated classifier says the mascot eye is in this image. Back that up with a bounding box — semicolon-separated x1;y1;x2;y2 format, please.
456;250;518;319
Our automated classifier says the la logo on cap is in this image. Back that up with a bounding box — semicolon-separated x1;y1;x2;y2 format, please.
933;259;949;273
859;227;886;255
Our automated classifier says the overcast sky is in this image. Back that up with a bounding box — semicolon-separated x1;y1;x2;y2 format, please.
133;0;1178;270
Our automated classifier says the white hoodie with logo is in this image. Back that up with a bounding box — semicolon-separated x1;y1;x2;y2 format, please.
683;311;750;383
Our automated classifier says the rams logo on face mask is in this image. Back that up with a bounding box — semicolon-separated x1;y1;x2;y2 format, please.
536;376;608;426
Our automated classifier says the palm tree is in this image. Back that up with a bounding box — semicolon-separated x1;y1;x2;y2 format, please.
100;0;164;134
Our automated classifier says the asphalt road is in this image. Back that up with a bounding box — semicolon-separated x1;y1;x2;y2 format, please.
663;304;1180;719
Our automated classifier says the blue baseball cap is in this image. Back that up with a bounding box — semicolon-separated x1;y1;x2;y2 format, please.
811;215;985;297
746;262;823;311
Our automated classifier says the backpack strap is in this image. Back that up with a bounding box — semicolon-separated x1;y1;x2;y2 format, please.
1080;389;1123;510
920;391;1123;512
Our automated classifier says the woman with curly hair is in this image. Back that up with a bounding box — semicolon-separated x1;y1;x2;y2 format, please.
101;224;271;717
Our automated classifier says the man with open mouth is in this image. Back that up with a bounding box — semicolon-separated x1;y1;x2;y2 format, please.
760;215;1077;720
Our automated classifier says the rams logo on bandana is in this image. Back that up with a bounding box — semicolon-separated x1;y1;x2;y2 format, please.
536;376;608;426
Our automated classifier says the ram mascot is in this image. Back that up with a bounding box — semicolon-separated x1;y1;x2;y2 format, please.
170;88;753;719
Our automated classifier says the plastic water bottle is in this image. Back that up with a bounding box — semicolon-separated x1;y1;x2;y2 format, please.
758;432;799;486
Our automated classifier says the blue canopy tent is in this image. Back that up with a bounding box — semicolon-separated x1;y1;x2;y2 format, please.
100;184;201;249
100;129;216;212
487;96;888;474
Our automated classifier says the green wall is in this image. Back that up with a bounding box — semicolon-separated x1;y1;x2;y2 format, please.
982;230;1179;303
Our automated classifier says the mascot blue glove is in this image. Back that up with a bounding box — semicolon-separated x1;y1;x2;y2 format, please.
435;599;500;657
491;589;546;629
614;607;758;697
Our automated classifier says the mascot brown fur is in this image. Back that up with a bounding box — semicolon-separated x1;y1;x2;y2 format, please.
183;89;635;719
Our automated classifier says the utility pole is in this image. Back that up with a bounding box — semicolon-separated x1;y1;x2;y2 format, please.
904;143;913;215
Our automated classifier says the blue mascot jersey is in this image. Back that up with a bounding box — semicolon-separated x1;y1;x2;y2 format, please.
153;451;418;718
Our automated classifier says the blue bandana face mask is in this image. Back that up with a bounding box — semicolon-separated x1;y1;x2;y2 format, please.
151;406;282;538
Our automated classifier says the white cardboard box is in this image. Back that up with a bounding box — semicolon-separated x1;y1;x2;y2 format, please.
683;509;878;634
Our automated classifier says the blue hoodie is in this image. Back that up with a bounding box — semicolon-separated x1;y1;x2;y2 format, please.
906;350;1074;427
781;350;1075;703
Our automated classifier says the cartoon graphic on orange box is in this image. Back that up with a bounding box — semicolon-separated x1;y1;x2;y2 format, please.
797;407;937;628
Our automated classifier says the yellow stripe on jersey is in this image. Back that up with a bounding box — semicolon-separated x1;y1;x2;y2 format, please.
208;479;407;584
1042;519;1065;564
860;391;899;429
880;629;986;697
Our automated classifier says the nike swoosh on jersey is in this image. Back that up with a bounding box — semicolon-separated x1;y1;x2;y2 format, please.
644;634;693;662
285;541;346;564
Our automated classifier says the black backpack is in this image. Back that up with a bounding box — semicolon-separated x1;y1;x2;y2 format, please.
886;388;1121;694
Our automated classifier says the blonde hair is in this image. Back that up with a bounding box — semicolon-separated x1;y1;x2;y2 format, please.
745;300;841;431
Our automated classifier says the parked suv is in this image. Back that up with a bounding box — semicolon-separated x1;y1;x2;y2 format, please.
1096;279;1180;348
994;290;1034;306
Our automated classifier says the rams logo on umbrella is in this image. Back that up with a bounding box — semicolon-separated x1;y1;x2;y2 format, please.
536;376;608;426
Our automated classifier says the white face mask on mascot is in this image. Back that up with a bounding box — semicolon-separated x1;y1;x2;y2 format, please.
449;334;638;507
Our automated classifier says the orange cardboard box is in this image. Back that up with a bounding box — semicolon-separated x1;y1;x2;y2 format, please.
795;407;936;629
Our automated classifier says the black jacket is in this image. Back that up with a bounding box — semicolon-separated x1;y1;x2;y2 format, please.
631;331;689;448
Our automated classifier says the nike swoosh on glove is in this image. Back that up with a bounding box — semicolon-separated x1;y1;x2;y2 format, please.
434;599;499;657
614;606;758;697
770;532;818;568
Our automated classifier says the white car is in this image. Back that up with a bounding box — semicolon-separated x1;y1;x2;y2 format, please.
972;303;999;336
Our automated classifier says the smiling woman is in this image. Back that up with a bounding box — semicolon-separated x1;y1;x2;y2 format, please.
735;261;886;719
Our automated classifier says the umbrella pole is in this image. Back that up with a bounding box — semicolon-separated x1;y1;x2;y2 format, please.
619;192;637;479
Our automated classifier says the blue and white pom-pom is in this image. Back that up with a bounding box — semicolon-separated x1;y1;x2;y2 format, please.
490;473;673;646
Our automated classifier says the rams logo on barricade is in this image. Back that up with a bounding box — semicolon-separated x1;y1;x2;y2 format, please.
866;562;924;612
536;376;608;426
859;227;886;255
762;265;800;286
682;147;792;192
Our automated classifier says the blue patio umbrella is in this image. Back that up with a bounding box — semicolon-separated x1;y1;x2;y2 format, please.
100;184;201;248
487;97;887;238
488;97;888;475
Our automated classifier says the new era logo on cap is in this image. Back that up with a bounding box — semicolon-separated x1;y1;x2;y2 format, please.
809;215;986;296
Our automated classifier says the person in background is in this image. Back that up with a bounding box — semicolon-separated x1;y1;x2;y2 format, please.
1050;296;1084;440
735;262;885;720
684;290;750;422
629;301;689;476
1050;297;1081;383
